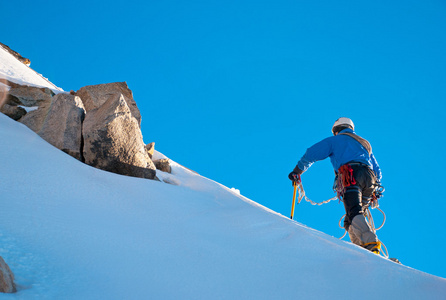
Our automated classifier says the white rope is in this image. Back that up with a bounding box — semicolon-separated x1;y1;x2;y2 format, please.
374;207;386;230
296;182;338;206
337;209;389;258
338;214;347;239
339;228;347;240
364;206;389;258
380;240;389;258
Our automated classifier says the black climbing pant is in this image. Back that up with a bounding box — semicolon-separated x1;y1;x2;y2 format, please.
342;163;377;230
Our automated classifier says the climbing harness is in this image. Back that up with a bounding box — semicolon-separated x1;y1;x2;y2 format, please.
334;164;356;199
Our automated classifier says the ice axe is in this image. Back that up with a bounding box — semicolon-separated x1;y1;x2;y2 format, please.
290;180;298;219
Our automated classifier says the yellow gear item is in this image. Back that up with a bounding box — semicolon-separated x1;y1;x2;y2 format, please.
363;241;382;254
290;181;298;219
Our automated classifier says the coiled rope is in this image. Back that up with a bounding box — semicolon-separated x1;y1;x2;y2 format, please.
296;181;389;258
337;206;389;258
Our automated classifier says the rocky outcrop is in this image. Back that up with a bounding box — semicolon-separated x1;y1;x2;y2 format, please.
76;82;141;126
1;77;162;181
39;94;86;160
0;257;16;293
83;93;156;179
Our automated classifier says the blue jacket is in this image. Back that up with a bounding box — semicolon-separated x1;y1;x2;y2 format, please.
297;128;382;181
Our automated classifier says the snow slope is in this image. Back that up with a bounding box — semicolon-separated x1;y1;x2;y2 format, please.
1;114;446;299
1;47;446;299
0;45;62;92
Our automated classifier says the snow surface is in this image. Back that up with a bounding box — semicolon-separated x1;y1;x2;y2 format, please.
0;45;63;92
1;46;446;299
2;112;446;300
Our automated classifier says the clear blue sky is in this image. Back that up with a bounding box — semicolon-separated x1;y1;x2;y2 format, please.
2;0;446;278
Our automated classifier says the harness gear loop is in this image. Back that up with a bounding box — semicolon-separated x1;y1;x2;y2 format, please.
339;164;356;187
370;182;385;209
334;164;356;199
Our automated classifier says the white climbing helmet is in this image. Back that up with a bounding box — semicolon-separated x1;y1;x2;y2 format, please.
332;117;354;134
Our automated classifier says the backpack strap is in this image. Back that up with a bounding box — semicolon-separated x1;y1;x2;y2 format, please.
339;132;372;155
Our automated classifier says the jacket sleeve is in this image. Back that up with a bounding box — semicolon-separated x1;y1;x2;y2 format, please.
296;137;333;173
370;153;382;182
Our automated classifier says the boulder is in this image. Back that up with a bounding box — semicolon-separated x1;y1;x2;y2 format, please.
0;103;27;120
82;93;156;179
38;93;86;160
8;85;53;106
18;96;53;133
154;159;171;173
7;84;55;131
0;257;16;293
76;82;141;126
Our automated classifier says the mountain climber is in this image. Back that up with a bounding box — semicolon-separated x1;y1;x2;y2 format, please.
288;117;382;254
